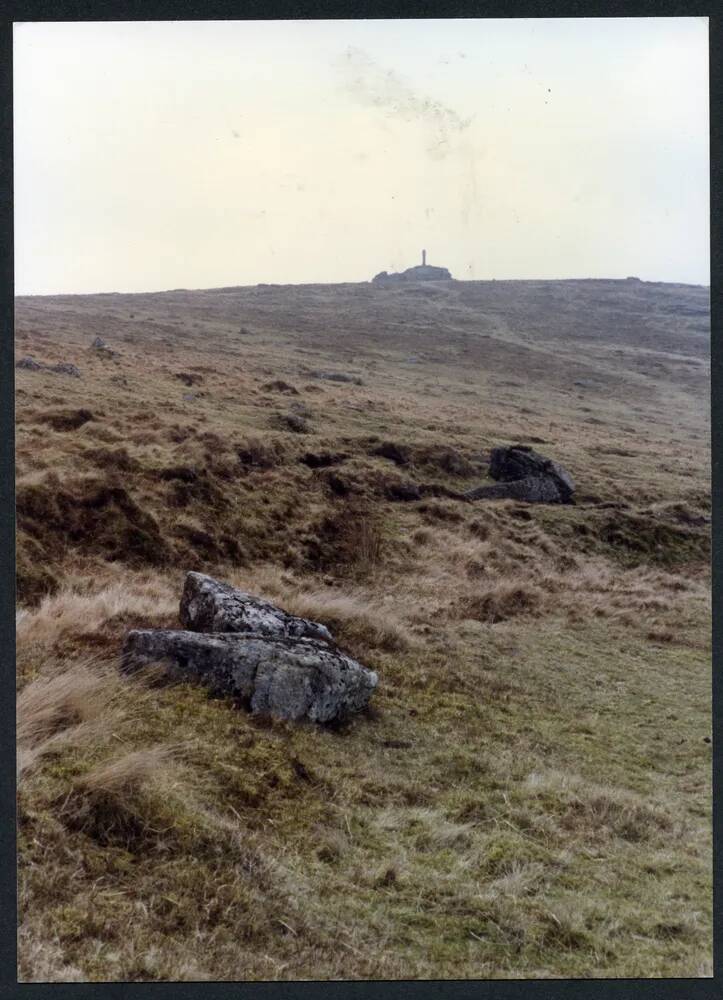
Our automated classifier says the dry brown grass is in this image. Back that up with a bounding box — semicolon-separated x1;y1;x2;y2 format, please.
17;662;121;777
461;582;545;623
75;746;176;798
16;577;179;657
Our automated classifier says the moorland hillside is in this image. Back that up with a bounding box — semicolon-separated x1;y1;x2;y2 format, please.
15;277;711;981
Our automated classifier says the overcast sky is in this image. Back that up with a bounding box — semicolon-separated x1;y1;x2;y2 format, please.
14;17;709;294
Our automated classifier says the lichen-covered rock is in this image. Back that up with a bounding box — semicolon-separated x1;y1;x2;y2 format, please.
49;362;81;378
463;445;575;505
489;444;575;500
465;445;575;504
121;629;377;723
180;572;333;643
16;357;81;377
15;356;45;371
465;476;566;503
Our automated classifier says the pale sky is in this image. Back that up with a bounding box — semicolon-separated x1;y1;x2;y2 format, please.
14;17;709;294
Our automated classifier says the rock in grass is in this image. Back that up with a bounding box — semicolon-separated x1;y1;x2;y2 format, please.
490;444;575;500
465;477;565;503
121;629;377;723
466;445;575;505
180;571;333;643
15;356;45;371
15;357;81;376
49;362;81;378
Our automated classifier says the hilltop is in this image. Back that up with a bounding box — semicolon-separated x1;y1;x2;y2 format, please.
15;277;711;981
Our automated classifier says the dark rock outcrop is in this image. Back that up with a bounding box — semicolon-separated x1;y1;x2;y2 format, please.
466;445;575;505
122;629;378;723
180;571;332;643
373;264;452;283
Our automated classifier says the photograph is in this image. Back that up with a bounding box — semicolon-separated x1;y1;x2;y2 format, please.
13;16;711;982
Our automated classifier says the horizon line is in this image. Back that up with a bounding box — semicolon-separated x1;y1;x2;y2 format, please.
14;275;712;298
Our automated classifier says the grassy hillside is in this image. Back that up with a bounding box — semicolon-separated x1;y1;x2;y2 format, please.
15;277;711;981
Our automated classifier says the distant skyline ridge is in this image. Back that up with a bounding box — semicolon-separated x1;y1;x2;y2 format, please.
15;274;711;299
14;19;709;294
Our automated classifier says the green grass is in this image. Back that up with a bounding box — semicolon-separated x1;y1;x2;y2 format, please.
18;613;711;979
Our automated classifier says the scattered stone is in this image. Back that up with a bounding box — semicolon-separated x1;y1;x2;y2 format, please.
49;362;81;378
309;371;363;386
180;571;332;643
121;629;377;724
15;356;45;371
15;357;81;377
182;392;198;403
466;444;575;505
91;336;120;359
